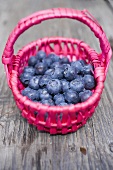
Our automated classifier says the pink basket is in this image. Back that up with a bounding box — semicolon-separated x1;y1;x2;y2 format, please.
2;8;112;134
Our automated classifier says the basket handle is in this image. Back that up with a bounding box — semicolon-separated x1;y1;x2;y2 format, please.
2;8;112;87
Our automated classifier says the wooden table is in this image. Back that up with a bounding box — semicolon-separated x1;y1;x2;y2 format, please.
0;0;113;169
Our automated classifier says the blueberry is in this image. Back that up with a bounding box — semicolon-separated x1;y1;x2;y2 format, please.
64;89;80;104
83;75;95;90
39;88;52;100
36;50;46;61
21;87;32;96
82;64;94;75
26;90;36;101
60;57;70;64
23;66;35;76
42;57;53;67
34;90;40;100
76;75;84;81
78;59;86;66
53;94;65;105
35;62;47;75
20;72;32;85
58;102;68;106
41;99;54;106
45;68;55;77
79;91;84;98
79;90;93;102
48;53;60;62
39;75;51;87
61;79;70;92
50;62;61;69
25;89;40;101
70;79;84;92
45;67;63;79
29;76;40;90
71;61;83;74
24;88;40;100
47;79;62;95
51;67;63;79
62;64;70;70
76;75;85;85
28;56;37;66
64;66;77;81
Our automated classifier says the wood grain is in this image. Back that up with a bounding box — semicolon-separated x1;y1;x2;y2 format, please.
0;0;113;169
105;0;113;9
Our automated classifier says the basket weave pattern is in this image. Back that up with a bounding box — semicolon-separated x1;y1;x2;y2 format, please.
2;8;112;134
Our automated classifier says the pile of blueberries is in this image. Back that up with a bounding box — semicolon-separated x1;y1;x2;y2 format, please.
20;50;96;106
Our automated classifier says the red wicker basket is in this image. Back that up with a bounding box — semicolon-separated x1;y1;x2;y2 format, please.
2;8;112;134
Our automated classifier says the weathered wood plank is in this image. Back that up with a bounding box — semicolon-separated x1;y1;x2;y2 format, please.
0;0;113;170
105;0;113;9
